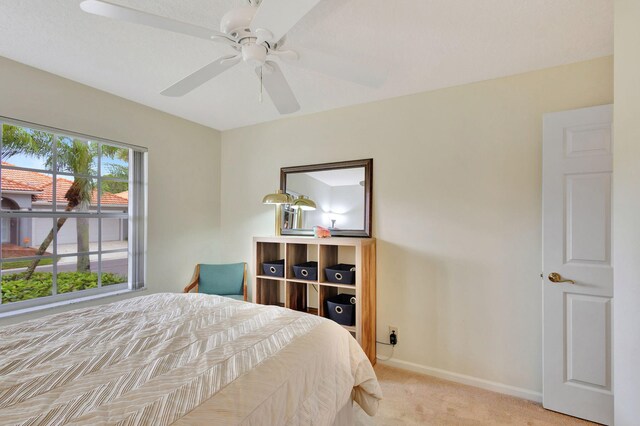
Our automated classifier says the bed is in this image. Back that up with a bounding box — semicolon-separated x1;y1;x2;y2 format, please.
0;293;382;425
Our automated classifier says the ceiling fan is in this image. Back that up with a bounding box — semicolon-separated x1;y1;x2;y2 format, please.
80;0;383;115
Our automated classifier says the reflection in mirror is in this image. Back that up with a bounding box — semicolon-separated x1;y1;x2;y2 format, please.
280;159;372;237
285;168;364;230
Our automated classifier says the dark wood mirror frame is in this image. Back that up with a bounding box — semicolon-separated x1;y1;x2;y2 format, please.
280;159;373;237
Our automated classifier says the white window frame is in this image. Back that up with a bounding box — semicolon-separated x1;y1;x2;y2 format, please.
0;116;147;316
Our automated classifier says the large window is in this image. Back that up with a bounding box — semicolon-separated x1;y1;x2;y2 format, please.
0;117;146;313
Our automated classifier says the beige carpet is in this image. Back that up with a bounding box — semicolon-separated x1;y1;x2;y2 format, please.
356;364;598;425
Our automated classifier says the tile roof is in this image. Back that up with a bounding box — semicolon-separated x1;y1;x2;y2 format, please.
2;162;127;206
34;177;75;204
1;162;53;188
34;178;128;206
0;176;42;192
99;190;128;206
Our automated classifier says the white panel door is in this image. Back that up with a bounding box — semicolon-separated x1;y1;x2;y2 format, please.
542;104;613;425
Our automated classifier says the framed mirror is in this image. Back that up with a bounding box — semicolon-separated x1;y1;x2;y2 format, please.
280;159;372;237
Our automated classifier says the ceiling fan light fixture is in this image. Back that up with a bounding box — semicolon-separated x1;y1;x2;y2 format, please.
242;43;267;67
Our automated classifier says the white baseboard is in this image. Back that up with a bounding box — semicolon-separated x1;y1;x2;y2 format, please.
378;357;542;403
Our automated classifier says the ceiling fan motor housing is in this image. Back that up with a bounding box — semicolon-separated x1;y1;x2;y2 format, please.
221;6;268;66
220;6;256;39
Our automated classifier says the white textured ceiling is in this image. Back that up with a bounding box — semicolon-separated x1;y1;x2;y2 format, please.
0;0;612;130
307;168;364;187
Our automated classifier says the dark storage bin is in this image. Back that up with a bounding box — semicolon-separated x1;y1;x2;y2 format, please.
326;293;356;326
325;264;356;284
262;259;285;277
292;261;318;281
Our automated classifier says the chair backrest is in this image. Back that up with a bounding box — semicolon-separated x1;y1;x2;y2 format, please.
198;263;245;296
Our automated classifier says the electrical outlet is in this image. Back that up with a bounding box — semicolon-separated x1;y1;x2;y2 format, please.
388;326;398;340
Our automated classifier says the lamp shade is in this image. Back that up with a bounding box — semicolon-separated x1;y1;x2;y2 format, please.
262;190;293;205
291;195;316;211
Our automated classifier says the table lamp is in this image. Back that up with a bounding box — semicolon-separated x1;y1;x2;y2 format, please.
262;190;293;235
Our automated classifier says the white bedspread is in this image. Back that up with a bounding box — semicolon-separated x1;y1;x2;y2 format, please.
0;293;381;425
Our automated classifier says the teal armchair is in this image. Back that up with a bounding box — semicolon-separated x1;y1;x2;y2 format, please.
183;263;247;301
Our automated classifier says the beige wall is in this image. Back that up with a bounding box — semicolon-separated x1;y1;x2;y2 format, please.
0;56;222;326
220;56;613;395
613;1;640;423
0;53;617;399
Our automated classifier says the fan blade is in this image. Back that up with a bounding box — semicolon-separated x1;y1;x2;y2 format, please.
257;61;300;114
80;0;235;45
250;0;322;44
161;55;241;97
276;47;387;87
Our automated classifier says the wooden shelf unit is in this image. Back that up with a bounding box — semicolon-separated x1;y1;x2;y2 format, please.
253;236;376;363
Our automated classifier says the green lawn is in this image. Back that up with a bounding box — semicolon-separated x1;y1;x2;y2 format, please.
1;258;54;270
1;271;127;304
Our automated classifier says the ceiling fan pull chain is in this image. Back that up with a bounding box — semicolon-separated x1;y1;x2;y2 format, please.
259;66;263;103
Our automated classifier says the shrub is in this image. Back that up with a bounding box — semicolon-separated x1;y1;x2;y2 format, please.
1;272;126;304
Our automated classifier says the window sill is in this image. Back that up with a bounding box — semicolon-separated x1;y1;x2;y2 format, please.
0;287;147;319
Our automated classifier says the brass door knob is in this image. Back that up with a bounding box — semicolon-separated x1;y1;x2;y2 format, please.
548;272;575;284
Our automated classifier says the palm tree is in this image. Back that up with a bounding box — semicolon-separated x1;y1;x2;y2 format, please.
2;125;127;279
23;178;89;278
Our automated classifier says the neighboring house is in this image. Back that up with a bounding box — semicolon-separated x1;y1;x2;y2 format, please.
1;163;128;247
